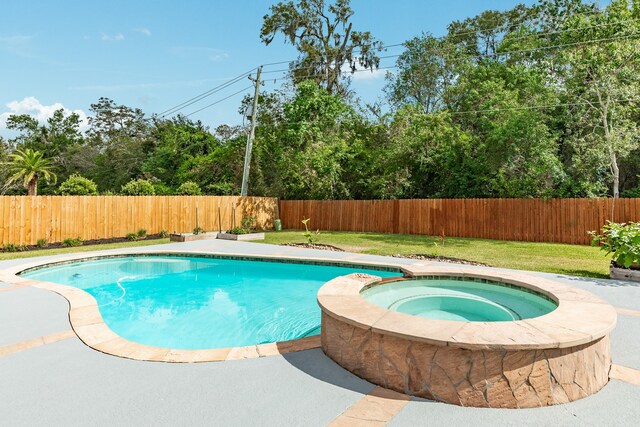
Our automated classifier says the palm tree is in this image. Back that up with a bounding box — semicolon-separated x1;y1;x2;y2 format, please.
5;149;57;195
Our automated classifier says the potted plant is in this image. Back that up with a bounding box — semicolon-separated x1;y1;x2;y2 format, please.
590;221;640;282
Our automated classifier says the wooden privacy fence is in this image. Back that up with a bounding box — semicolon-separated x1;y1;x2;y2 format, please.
279;198;640;245
0;196;278;246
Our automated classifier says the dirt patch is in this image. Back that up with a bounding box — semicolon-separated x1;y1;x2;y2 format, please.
282;243;345;252
392;254;490;266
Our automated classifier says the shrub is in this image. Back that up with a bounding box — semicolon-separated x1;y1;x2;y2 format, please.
120;179;156;196
58;174;98;195
621;186;640;198
152;182;173;195
176;181;202;196
62;237;83;247
36;238;48;248
3;243;26;252
229;226;249;235
193;226;206;235
590;221;640;268
136;229;147;238
241;216;256;231
158;230;169;238
205;182;235;195
126;232;138;241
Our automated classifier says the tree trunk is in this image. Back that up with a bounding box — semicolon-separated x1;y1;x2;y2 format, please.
609;147;619;198
28;175;38;196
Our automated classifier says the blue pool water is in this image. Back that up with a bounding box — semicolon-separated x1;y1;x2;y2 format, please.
22;256;400;349
362;278;557;322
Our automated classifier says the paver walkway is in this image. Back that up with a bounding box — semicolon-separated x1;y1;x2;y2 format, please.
1;239;639;426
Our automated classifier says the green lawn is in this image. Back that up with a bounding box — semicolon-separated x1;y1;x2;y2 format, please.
0;238;171;262
0;232;610;279
262;231;611;278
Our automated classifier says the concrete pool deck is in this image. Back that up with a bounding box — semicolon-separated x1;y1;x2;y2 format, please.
1;239;639;426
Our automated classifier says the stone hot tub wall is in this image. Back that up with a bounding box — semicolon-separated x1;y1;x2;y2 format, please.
318;269;617;409
321;312;611;408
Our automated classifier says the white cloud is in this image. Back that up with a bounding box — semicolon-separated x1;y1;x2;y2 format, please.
209;53;229;62
0;97;88;131
351;67;387;81
340;59;389;82
134;27;152;37
101;33;125;42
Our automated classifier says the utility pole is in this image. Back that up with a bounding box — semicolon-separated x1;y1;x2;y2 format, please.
240;66;262;197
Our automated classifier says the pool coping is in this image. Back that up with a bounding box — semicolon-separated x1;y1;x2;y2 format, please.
0;250;407;363
0;249;617;360
318;266;618;351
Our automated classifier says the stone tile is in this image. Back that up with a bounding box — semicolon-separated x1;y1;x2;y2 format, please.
610;364;640;386
449;321;558;350
69;305;103;327
523;318;593;348
256;343;280;357
536;300;617;345
225;345;260;360
275;335;321;354
319;295;388;330
328;386;409;426
317;276;365;297
74;323;120;346
616;307;640;317
0;330;75;357
329;416;386;427
372;311;464;346
164;348;230;363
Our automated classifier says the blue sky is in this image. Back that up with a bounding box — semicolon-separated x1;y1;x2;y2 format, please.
0;0;566;135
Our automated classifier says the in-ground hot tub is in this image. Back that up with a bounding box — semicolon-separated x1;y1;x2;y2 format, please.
318;267;617;408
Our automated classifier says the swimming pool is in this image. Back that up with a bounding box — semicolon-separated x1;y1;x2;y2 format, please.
21;255;400;349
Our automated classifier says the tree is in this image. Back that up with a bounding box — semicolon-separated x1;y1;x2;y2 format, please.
0;137;13;195
252;80;358;199
260;0;382;95
175;181;202;195
142;115;219;188
5;109;84;191
385;33;457;113
560;0;640;198
120;179;155;196
4;149;57;195
58;174;98;195
85;98;150;190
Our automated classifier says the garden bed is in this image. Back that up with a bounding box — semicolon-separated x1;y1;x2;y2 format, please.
392;254;490;266
218;232;265;241
170;232;219;242
1;234;167;254
282;243;345;252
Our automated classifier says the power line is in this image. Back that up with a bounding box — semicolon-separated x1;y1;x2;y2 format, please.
262;32;640;85
259;29;640;81
265;65;398;84
184;85;253;118
448;97;640;115
161;7;615;119
259;7;608;72
375;33;640;61
159;67;257;117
